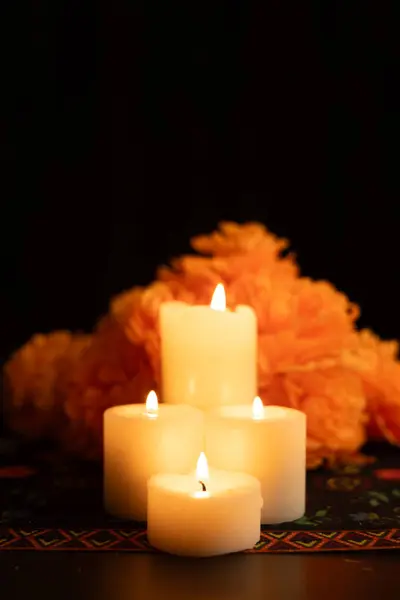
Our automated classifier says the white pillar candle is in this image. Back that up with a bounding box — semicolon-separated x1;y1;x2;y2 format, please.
147;452;263;557
104;391;204;521
160;283;257;410
205;398;306;524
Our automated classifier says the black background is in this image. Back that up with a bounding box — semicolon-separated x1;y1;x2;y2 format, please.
2;2;399;364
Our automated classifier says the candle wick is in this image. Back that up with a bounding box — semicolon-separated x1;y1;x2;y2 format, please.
199;480;207;492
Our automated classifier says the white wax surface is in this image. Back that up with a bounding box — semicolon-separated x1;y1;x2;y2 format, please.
147;469;262;557
103;403;204;520
160;301;257;409
205;405;306;524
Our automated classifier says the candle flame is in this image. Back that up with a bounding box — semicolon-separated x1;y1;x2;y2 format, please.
196;452;209;482
145;390;158;417
210;283;226;311
252;396;265;420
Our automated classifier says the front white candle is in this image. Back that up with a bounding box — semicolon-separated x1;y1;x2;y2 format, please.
160;284;257;410
147;452;262;557
205;399;306;524
104;391;204;521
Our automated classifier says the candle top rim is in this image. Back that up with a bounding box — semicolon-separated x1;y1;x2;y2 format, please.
149;469;262;497
160;300;254;315
105;403;202;419
209;404;304;421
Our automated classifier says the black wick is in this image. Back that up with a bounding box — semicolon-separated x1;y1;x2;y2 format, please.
199;480;207;492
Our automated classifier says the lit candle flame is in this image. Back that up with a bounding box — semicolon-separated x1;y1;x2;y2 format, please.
210;283;226;311
145;390;158;418
252;396;265;420
196;452;209;491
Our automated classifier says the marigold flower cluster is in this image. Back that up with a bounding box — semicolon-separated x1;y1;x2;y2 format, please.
4;222;400;466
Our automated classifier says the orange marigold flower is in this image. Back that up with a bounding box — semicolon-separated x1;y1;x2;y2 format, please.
191;221;287;257
111;283;175;379
349;330;400;445
160;221;298;290
61;316;154;459
235;275;358;385
264;367;367;467
3;332;91;440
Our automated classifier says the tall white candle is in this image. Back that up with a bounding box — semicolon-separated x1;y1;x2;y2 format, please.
160;284;257;410
104;391;204;521
147;452;263;557
205;398;306;524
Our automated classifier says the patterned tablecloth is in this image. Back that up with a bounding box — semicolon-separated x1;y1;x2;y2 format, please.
0;437;400;553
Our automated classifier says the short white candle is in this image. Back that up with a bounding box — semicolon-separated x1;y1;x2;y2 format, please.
147;452;263;557
205;398;306;524
104;391;204;521
160;283;257;410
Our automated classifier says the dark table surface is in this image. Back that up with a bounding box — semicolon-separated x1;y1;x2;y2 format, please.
1;551;399;600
